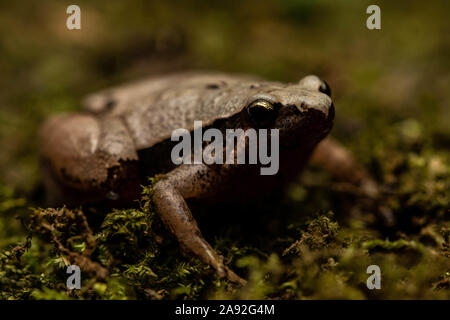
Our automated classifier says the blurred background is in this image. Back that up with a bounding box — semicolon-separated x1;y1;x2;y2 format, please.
0;0;448;299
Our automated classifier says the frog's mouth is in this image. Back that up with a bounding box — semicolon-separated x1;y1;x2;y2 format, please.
293;100;334;120
285;100;334;124
277;103;334;148
323;101;335;122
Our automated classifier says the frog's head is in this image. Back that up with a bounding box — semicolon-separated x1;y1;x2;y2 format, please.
243;75;334;149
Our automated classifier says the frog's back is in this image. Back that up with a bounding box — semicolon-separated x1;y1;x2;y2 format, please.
83;72;278;149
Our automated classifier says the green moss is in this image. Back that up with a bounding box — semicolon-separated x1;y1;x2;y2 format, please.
284;212;340;255
362;239;422;253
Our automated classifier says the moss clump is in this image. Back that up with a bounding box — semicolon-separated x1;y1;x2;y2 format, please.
362;239;421;253
0;181;233;299
284;212;340;255
0;242;36;299
31;207;107;279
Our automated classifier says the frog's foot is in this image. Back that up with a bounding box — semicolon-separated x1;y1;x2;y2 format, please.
153;163;246;285
209;252;246;285
222;265;247;286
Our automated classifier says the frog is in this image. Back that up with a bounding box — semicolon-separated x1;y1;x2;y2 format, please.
39;72;384;284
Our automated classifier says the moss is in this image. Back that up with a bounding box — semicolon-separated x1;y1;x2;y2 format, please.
362;239;422;253
0;177;449;300
284;212;340;255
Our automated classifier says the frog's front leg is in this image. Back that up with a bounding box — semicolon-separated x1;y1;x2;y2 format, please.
153;163;246;285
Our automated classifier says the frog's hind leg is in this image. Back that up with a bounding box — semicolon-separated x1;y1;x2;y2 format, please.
152;163;246;285
310;137;395;227
39;114;140;206
311;138;378;197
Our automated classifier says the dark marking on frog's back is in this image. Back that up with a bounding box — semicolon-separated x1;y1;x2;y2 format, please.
104;97;117;111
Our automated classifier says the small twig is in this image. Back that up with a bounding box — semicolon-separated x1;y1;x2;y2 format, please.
40;217;108;280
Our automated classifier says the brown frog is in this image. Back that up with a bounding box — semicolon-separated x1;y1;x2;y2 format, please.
40;72;382;284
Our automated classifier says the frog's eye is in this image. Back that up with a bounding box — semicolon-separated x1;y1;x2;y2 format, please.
247;99;276;126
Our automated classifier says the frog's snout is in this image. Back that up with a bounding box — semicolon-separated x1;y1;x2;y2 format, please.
298;94;334;121
298;75;331;97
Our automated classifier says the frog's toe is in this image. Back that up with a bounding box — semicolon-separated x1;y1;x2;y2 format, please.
222;265;247;286
212;257;246;285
